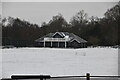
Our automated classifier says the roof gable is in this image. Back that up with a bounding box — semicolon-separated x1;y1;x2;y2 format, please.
52;32;64;38
69;33;87;43
70;39;81;43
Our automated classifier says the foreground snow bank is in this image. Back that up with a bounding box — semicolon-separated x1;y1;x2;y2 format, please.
0;49;2;78
2;47;118;78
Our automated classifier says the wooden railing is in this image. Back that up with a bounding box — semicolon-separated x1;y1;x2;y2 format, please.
1;73;120;80
44;37;70;42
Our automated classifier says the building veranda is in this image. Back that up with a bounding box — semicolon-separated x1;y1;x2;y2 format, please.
35;32;87;48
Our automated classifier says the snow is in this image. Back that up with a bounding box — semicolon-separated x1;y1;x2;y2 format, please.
1;47;118;78
0;49;2;78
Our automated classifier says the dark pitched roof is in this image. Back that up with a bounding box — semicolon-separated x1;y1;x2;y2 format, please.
69;33;87;43
35;33;54;42
35;32;87;43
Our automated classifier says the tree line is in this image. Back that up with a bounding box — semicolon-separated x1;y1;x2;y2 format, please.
2;2;120;47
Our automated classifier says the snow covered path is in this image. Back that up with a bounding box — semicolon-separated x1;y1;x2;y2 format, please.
1;47;118;78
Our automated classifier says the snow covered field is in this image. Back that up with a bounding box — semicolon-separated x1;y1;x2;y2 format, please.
0;49;2;79
1;47;118;78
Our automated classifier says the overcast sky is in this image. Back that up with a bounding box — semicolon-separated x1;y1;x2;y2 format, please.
2;2;118;26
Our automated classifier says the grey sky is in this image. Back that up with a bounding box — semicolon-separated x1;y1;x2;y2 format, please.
2;2;117;26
